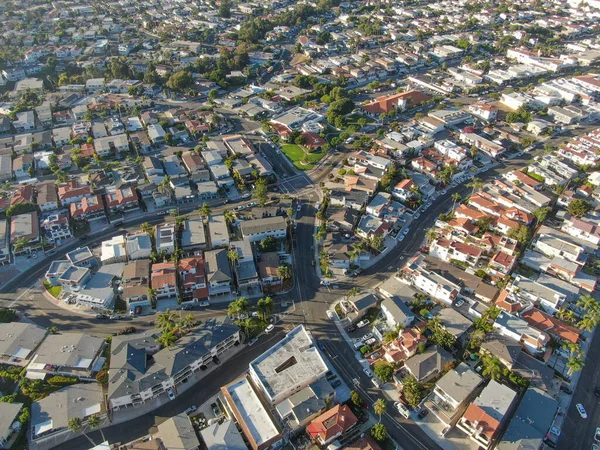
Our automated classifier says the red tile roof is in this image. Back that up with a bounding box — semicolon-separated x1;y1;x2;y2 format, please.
521;308;580;344
462;404;500;440
361;90;431;115
307;405;358;443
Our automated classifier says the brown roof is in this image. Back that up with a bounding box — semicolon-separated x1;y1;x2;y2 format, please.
123;259;150;281
361;90;431;115
307;405;358;443
521;308;580;344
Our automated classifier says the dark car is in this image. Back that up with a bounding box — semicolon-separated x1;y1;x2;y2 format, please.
595;387;600;397
331;379;342;388
318;341;326;352
79;235;89;241
418;409;429;419
543;438;557;448
559;386;573;395
95;314;108;320
347;325;357;333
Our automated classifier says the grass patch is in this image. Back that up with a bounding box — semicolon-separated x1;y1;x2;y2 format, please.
281;144;326;171
346;113;374;126
42;280;62;298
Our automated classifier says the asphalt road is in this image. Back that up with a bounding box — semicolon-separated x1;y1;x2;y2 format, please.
557;327;600;450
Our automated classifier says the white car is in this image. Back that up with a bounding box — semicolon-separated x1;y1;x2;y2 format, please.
297;204;302;211
363;368;374;378
398;235;405;241
441;189;447;195
576;403;588;419
167;388;176;400
320;280;331;286
265;324;275;333
455;299;465;307
198;301;210;307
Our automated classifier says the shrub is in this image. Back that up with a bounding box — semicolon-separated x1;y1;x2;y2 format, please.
47;376;78;387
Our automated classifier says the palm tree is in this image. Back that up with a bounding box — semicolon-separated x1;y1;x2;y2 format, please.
346;287;361;301
257;296;274;321
320;251;332;276
562;341;582;357
557;309;575;323
13;236;30;253
578;314;598;332
200;202;211;218
566;355;585;375
425;229;437;245
469;329;486;349
157;330;178;348
140;222;153;234
577;295;600;313
156;309;178;332
181;313;195;328
467;177;484;197
227;249;239;266
276;264;292;281
228;297;249;318
373;398;386;424
68;417;95;445
532;207;551;224
223;209;235;224
450;193;462;211
481;355;503;381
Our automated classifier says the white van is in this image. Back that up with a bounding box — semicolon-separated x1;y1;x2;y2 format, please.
395;402;410;419
371;377;381;388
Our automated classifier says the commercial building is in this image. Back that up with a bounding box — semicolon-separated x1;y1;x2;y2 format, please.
249;325;328;406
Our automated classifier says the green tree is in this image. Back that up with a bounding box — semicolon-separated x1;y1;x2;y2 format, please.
12;236;31;253
68;417;95;445
181;313;196;328
481;355;504;381
350;390;363;407
507;224;530;245
156;309;178;332
566;355;585;375
208;89;219;100
568;199;592;218
533;207;551;224
260;236;278;252
227;248;239;265
371;423;387;442
346;287;361;300
166;71;192;91
228;297;249;318
467;177;484;197
451;193;462;211
257;296;274;320
276;264;292;280
374;362;394;384
200;202;212;218
373;398;387;423
253;177;269;207
157;330;177;348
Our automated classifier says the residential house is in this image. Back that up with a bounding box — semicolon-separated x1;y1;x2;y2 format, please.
35;181;58;212
10;211;39;251
41;213;72;244
562;217;600;246
382;328;426;364
151;262;178;299
497;388;558;450
105;186;139;213
493;312;549;355
70;195;105;221
122;259;151;309
240;216;287;243
26;333;105;380
181;218;207;253
208;215;230;248
306;405;358;446
179;256;208;301
31;383;104;444
156;223;176;256
205;249;233;297
126;232;153;261
380;297;415;329
258;252;282;287
0;322;47;367
57;180;92;206
0;402;24;448
456;380;517;449
229;239;260;293
403;345;453;383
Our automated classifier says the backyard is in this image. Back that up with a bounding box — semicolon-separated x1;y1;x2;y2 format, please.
281;144;326;171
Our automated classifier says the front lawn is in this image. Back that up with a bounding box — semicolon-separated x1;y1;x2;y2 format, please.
281;144;326;171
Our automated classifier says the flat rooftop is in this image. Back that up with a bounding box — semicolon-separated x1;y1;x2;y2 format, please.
249;325;328;402
222;376;281;449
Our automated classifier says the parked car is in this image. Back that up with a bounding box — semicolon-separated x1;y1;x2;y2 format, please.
455;299;465;308
117;326;137;335
331;379;342;388
364;338;377;345
318;341;326;352
265;324;275;333
576;403;588;419
184;405;197;415
247;338;258;346
356;319;370;328
347;324;357;332
362;333;374;341
418;409;429;419
211;402;221;417
363;368;373;378
371;377;381;388
595;427;600;442
198;301;210;307
560;385;573;395
96;314;108;320
395;402;410;419
595;387;600;397
167;388;175;400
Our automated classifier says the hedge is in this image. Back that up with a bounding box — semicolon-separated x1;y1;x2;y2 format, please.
46;376;78;386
